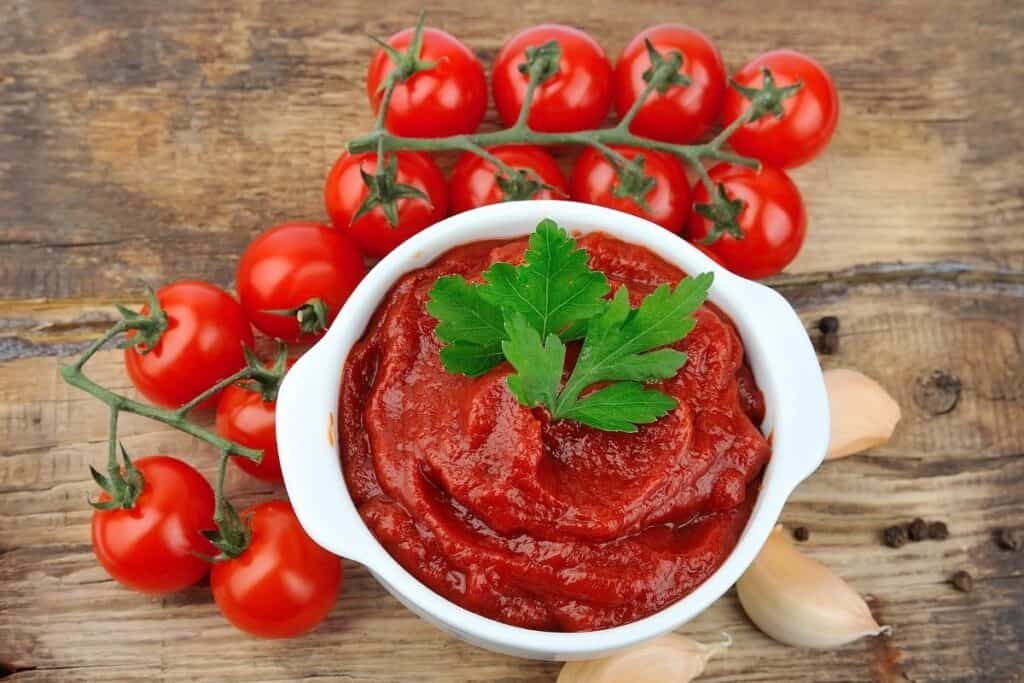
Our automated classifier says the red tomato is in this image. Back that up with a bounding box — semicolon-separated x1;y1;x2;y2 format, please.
614;25;726;143
366;27;487;137
692;242;725;267
236;222;366;342
449;145;568;213
211;501;342;638
492;25;613;132
722;50;839;168
91;455;215;594
324;151;447;259
687;164;807;279
569;146;691;232
215;359;293;483
125;281;254;409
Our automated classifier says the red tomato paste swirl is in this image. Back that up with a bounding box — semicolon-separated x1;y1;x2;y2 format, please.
340;233;770;631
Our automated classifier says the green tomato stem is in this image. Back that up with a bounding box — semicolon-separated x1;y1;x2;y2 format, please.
60;327;263;462
174;366;255;418
615;77;659;133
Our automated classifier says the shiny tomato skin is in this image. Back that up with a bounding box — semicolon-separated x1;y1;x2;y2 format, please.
722;50;839;168
91;456;215;594
366;27;487;137
124;281;254;409
569;146;691;233
614;25;726;143
687;164;807;279
449;145;568;213
324;151;447;259
236;222;366;342
216;382;282;483
211;501;342;638
492;25;613;132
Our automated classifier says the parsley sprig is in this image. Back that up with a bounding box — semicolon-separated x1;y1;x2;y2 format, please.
426;219;713;432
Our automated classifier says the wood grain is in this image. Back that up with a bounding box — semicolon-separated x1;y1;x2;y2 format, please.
1;0;1023;681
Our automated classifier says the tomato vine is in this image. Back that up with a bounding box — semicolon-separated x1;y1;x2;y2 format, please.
347;13;802;239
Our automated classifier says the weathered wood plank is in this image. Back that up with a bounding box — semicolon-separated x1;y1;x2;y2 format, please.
1;274;1022;682
1;0;1022;300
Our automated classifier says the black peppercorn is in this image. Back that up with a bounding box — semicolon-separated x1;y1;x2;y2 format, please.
883;525;907;548
819;332;840;355
995;528;1022;552
951;570;974;593
818;316;840;334
927;521;949;540
908;517;928;542
793;526;810;542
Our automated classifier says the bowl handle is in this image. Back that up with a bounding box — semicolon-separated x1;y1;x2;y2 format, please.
275;336;378;566
731;278;830;490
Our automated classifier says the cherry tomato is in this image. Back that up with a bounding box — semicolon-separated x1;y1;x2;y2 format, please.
449;145;568;213
614;25;726;143
236;222;366;342
492;25;613;132
324;151;447;259
722;50;839;168
366;27;487;137
125;281;254;409
211;501;342;638
687;164;807;279
91;455;215;594
569;146;691;233
215;358;293;483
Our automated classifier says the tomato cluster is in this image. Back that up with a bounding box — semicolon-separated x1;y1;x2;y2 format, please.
96;222;363;638
90;17;839;642
327;22;837;278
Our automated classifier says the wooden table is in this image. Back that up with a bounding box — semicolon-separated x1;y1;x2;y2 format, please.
1;1;1021;680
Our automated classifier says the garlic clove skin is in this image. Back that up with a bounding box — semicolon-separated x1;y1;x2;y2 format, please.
557;633;730;683
824;368;901;460
737;526;890;649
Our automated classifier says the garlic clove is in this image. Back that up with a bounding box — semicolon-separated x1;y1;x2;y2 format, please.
824;368;901;460
557;633;730;683
737;526;890;649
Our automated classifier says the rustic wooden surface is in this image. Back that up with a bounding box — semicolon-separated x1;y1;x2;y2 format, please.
1;0;1022;681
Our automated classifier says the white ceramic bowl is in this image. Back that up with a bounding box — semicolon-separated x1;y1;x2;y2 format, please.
276;200;828;660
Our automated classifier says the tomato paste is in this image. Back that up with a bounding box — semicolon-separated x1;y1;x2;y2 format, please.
339;233;770;631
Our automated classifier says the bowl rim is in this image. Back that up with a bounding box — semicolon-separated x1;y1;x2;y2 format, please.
276;200;829;659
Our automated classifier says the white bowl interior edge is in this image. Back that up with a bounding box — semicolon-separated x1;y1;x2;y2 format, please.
277;200;829;660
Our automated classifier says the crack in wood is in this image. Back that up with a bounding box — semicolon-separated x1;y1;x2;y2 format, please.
766;261;1024;291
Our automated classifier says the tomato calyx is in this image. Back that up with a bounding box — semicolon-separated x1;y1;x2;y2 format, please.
517;39;562;85
116;286;168;355
369;11;437;90
695;183;746;244
203;497;251;561
236;344;288;403
730;66;803;123
89;443;145;511
641;38;691;94
496;168;561;202
606;152;657;212
263;297;330;337
353;147;431;228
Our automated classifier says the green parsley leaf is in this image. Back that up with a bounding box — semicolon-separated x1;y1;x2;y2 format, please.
426;275;505;377
427;275;505;346
425;218;714;432
548;273;714;429
480;218;609;338
561;382;678;433
439;341;506;378
501;313;565;409
427;219;608;377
